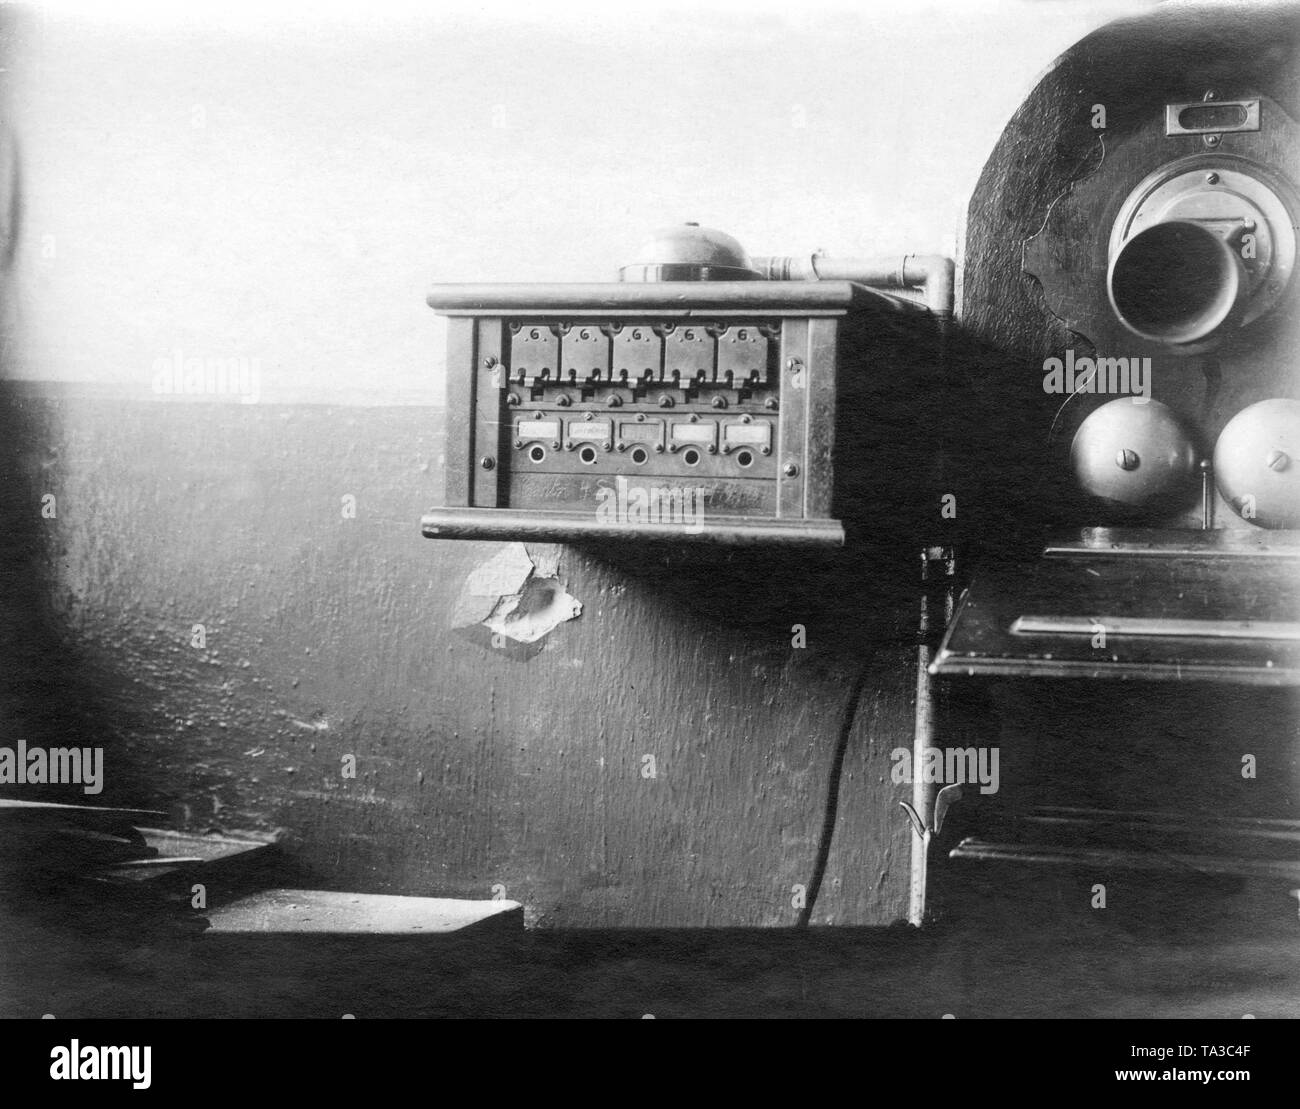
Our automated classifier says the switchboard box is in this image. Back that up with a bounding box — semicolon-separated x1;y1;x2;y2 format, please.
422;281;935;548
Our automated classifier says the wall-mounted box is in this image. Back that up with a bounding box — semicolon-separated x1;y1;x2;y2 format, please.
423;281;933;548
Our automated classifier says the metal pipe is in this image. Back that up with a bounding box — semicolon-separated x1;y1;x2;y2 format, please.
751;252;956;319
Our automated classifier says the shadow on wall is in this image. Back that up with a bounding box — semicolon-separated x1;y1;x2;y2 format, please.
0;125;160;811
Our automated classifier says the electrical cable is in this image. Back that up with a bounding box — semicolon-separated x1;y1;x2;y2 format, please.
797;653;875;927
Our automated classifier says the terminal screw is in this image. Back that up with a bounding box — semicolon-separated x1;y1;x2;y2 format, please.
1267;448;1291;472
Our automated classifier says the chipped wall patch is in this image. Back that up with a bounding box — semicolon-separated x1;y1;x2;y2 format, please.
484;577;581;644
451;543;581;657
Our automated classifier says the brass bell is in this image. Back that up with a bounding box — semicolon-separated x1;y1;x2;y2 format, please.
1070;397;1200;511
1213;398;1300;528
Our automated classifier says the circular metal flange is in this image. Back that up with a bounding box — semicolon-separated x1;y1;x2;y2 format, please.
1108;154;1297;336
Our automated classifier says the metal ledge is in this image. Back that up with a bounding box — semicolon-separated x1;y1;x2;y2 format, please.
421;507;844;548
425;280;926;317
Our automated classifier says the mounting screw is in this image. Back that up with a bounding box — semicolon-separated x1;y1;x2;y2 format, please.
707;444;718;454
741;414;752;424
480;456;496;470
658;396;674;408
1206;172;1220;185
761;446;772;456
607;395;622;407
513;439;523;449
506;393;521;406
1116;448;1140;471
654;444;665;453
557;394;571;407
787;358;803;373
711;396;727;409
764;398;779;410
783;462;798;477
551;440;560;449
689;413;699;423
616;442;628;452
636;413;646;422
1267;448;1291;472
484;356;498;368
584;411;594;420
1204;134;1221;147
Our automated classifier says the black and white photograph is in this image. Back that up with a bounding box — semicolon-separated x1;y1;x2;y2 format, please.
0;0;1297;1083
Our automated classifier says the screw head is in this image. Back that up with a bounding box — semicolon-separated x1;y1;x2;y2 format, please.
557;395;571;407
1116;448;1140;471
484;356;498;368
764;398;779;410
480;456;496;471
607;395;622;407
658;396;673;408
783;462;798;477
1204;134;1221;147
711;396;726;409
1267;448;1291;472
506;393;521;406
1205;172;1220;185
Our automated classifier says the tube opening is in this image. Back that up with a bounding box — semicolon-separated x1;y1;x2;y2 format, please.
1108;220;1244;345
